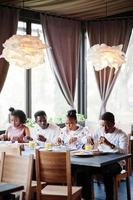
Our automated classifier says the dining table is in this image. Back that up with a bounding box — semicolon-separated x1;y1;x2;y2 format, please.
0;182;24;199
71;151;131;167
22;145;131;167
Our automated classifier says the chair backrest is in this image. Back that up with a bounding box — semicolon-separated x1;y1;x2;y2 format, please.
35;150;72;198
0;144;21;156
0;153;33;200
126;133;131;174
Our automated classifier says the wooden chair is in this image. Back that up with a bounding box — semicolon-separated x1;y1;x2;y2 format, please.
94;133;131;200
0;153;33;200
113;133;131;200
35;149;82;200
0;144;21;156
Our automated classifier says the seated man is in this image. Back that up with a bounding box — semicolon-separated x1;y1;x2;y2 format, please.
31;110;61;145
73;112;128;200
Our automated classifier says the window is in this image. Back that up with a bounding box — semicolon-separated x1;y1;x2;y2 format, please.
107;29;133;123
0;22;26;129
87;30;133;124
87;35;101;121
0;21;78;129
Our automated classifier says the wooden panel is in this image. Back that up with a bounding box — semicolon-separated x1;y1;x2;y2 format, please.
0;154;33;200
0;0;133;20
36;150;68;184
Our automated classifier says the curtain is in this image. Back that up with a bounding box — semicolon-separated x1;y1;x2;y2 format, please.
41;14;81;108
87;19;133;116
0;7;19;92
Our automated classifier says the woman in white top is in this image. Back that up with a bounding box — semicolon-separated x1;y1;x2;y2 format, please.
56;110;88;148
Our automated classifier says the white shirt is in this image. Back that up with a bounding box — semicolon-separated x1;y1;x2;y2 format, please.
59;125;89;146
92;127;128;153
31;123;61;144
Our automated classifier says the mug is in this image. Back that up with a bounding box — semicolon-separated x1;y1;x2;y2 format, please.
85;144;93;151
44;142;52;150
29;141;36;149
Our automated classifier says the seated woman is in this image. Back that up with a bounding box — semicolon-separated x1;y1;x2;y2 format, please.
56;109;89;148
0;107;30;143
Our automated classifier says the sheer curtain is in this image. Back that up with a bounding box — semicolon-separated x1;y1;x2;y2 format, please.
0;7;19;92
87;19;133;116
41;14;81;108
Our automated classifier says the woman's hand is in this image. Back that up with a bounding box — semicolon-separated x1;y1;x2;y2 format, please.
23;136;33;143
11;136;21;143
87;136;94;145
69;137;77;144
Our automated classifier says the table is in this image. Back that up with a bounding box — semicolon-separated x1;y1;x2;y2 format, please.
71;152;131;167
71;153;131;200
22;147;131;167
0;182;24;197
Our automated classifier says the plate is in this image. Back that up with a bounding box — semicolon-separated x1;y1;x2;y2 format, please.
71;150;94;157
98;144;119;153
71;150;111;157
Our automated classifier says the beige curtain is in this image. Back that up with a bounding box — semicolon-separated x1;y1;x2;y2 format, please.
87;19;133;116
0;7;19;92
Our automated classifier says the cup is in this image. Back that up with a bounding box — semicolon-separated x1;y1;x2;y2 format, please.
28;141;36;149
44;142;52;150
85;144;93;151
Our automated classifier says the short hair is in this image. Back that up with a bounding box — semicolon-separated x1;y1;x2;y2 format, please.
67;109;77;121
101;112;115;124
9;107;27;124
34;110;47;120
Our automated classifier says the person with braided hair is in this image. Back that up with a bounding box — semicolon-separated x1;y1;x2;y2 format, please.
0;107;30;143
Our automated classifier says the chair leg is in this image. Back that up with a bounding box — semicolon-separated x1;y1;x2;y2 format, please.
126;177;131;200
91;179;94;200
76;194;82;200
113;179;118;200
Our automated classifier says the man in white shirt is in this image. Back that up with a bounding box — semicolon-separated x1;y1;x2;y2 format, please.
74;112;128;200
31;110;61;145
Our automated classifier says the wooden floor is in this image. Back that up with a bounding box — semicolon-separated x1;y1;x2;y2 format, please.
94;173;133;200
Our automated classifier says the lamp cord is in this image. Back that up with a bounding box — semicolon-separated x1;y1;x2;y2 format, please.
106;0;108;17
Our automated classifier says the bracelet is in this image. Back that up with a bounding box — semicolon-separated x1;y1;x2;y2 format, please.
111;144;115;149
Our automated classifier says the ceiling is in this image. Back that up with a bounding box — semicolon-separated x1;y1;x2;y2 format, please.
0;0;133;21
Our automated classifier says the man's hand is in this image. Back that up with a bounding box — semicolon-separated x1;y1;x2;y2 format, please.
56;137;62;145
38;134;47;142
99;136;112;147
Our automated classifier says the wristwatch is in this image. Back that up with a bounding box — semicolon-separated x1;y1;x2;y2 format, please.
111;144;115;149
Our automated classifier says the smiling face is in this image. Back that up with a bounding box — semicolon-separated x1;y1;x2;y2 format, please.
36;115;48;129
100;120;115;133
65;117;77;131
10;115;21;128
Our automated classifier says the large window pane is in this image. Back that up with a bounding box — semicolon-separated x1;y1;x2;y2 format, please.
0;21;26;129
87;35;101;121
107;29;133;123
